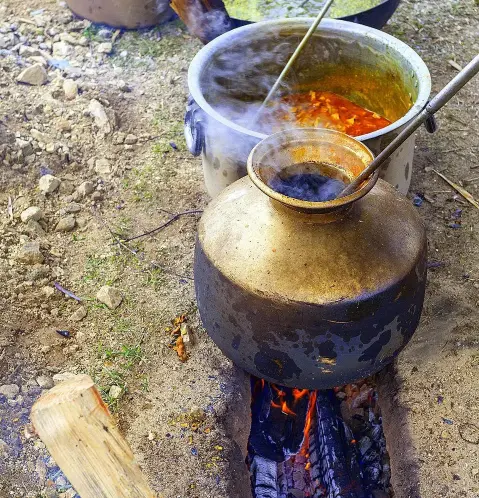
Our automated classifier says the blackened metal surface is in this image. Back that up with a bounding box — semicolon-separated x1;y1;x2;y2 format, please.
195;177;427;389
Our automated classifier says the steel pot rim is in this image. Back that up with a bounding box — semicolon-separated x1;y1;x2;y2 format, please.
188;18;432;143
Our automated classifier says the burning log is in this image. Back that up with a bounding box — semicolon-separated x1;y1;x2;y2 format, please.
310;391;366;498
169;0;235;44
31;374;157;498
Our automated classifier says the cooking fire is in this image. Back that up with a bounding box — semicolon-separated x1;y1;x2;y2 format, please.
248;377;390;498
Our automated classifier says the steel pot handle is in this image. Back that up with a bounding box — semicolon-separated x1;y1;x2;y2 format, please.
185;96;205;157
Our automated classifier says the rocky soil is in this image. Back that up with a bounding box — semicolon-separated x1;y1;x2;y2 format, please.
0;0;478;497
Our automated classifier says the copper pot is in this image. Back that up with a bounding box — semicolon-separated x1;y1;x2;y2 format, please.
66;0;173;29
194;129;427;389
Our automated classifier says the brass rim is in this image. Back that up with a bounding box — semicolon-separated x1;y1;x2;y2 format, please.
247;129;379;214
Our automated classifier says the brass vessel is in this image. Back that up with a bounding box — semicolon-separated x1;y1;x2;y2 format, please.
194;129;427;389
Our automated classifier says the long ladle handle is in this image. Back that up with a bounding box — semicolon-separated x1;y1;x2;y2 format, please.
254;0;335;120
338;53;479;198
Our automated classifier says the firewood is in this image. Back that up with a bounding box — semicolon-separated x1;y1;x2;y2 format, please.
31;374;157;498
169;0;234;43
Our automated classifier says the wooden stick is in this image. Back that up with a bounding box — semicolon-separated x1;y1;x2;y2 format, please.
31;374;158;498
170;0;234;44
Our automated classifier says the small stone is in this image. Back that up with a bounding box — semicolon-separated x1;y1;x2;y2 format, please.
64;202;82;213
77;181;95;197
88;99;112;133
56;118;72;132
52;372;76;384
124;134;138;145
41;286;55;298
45;143;56;153
55;215;76;232
0;439;8;459
16;241;44;265
27;219;47;238
148;431;156;441
97;42;112;54
96;285;122;309
95;158;111;176
70;306;87;322
19;45;41;57
21;206;43;223
63;78;78;100
109;385;122;399
36;375;54;389
17;139;34;157
52;40;73;58
91;191;103;202
39;174;61;194
17;64;48;86
0;384;20;399
31;129;49;143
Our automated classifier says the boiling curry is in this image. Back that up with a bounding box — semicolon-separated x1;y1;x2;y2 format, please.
273;90;392;137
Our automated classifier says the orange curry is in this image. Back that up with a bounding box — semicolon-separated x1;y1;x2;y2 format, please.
275;90;392;137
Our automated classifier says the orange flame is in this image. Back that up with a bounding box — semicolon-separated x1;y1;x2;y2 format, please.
281;400;296;417
300;390;317;457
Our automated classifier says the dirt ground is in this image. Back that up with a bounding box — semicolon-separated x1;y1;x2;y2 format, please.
0;0;478;497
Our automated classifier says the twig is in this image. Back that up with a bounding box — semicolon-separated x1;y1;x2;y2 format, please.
94;209;195;281
433;169;479;209
121;210;203;243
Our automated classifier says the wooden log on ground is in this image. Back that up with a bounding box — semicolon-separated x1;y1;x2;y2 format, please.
170;0;235;43
31;374;157;498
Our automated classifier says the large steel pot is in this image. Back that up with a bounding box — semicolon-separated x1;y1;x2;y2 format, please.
186;18;432;197
194;129;427;389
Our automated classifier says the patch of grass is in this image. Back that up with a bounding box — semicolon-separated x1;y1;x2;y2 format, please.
145;267;165;290
82;24;103;42
122;165;156;202
83;256;106;282
112;215;132;238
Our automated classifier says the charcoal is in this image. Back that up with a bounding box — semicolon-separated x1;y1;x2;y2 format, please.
251;455;278;498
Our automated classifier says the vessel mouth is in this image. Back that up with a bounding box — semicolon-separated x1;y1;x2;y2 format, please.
247;128;377;214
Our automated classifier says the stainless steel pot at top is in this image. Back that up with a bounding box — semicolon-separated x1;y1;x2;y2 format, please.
185;18;432;197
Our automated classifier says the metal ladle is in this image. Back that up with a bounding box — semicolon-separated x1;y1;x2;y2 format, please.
338;53;479;198
254;0;335;120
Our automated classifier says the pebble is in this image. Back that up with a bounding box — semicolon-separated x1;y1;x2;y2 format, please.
36;375;54;389
16;241;44;265
88;99;112;133
27;219;47;238
55;215;76;232
19;45;41;57
52;40;73;58
124;134;138;145
0;439;9;458
77;181;95;197
21;206;43;223
63;78;78;100
17;64;48;86
41;286;55;298
56;118;72;132
17;138;34;157
52;372;76;384
39;174;61;194
97;42;113;54
109;385;122;399
95;158;112;176
91;191;103;202
0;384;20;399
31;129;49;143
70;306;87;322
64;202;82;213
96;285;122;309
